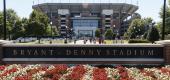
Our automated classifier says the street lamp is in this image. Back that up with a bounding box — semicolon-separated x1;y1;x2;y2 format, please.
50;22;53;37
162;0;166;40
50;22;52;44
3;0;7;40
70;28;73;39
113;25;116;33
113;25;115;28
64;26;68;44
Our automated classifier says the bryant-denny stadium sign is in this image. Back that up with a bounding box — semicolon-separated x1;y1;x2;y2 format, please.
1;44;164;64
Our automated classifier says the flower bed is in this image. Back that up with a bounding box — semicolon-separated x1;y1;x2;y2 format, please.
0;64;170;80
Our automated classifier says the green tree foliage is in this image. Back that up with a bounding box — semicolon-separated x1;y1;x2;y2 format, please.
142;31;148;39
159;0;170;35
29;10;48;26
26;10;51;36
11;18;29;39
155;22;162;34
126;19;145;39
0;9;20;39
0;12;3;38
11;20;25;39
0;9;52;39
6;9;20;24
6;9;20;38
0;12;2;23
95;29;101;38
104;29;114;40
125;17;153;39
26;21;45;36
147;27;160;43
143;17;153;25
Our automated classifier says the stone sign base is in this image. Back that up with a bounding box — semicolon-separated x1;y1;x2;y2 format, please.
0;40;169;64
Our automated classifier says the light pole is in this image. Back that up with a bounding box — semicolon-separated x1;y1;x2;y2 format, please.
70;28;73;39
3;0;6;40
65;26;68;44
50;22;52;44
162;0;166;40
113;25;116;42
50;22;52;37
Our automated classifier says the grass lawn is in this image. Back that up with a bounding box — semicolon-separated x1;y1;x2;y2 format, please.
15;40;66;45
104;40;128;44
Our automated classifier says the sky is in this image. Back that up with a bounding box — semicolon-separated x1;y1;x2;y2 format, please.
0;0;164;22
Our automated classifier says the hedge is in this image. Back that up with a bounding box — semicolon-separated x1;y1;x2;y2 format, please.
128;39;150;43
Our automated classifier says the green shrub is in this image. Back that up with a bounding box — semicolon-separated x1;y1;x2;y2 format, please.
105;29;115;40
147;27;160;43
95;29;101;38
128;39;150;43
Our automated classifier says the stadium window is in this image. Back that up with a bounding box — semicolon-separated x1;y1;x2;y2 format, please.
105;22;110;25
105;20;111;23
61;20;66;22
105;15;111;18
61;15;66;17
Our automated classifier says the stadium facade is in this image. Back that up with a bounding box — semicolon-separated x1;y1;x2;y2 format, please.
32;3;138;38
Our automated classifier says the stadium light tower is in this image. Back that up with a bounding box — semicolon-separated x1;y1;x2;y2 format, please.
3;0;7;40
162;0;166;40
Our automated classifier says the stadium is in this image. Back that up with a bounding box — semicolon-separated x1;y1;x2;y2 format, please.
32;3;138;38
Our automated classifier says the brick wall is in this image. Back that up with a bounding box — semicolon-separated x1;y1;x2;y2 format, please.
0;43;2;64
164;45;170;64
156;40;170;65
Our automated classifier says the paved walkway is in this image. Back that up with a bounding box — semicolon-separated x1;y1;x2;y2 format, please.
69;40;99;44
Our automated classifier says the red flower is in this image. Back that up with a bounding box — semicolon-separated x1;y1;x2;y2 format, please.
120;71;128;78
15;75;32;80
160;67;169;74
65;65;86;79
44;64;69;79
0;65;5;71
116;66;126;73
93;68;108;80
52;74;62;80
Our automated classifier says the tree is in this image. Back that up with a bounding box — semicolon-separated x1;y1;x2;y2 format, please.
0;9;20;39
143;17;153;26
126;19;145;39
143;31;148;39
11;20;26;39
26;10;51;36
125;17;154;39
6;9;20;38
104;29;114;40
95;29;101;38
0;12;3;38
26;21;45;36
159;0;170;35
6;9;20;24
147;27;160;43
29;10;48;26
155;22;162;34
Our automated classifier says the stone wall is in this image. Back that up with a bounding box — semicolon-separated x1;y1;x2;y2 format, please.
0;40;170;64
